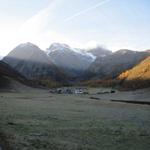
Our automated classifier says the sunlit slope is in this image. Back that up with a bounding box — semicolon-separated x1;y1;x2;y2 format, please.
118;56;150;89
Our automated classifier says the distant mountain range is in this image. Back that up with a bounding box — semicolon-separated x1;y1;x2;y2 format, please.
1;42;150;90
46;43;95;77
85;49;149;79
3;43;64;81
3;43;67;85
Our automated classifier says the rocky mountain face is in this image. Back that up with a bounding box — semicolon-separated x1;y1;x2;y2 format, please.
2;42;150;90
46;43;95;77
86;49;149;79
2;43;67;83
118;56;150;89
2;42;114;81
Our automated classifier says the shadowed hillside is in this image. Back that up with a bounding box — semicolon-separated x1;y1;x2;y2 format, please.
0;61;26;81
2;43;69;87
85;50;149;79
0;61;30;90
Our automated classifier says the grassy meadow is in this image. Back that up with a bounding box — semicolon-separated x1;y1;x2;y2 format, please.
0;89;150;150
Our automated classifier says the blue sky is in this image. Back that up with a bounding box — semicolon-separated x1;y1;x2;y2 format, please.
0;0;150;56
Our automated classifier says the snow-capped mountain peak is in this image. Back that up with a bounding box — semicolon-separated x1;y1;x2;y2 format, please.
46;43;96;77
46;43;71;54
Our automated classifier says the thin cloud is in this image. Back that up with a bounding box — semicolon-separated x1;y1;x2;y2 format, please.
16;0;65;48
63;0;112;22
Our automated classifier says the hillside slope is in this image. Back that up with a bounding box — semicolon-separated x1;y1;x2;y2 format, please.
0;61;26;81
2;43;68;85
86;50;149;79
0;61;31;90
118;56;150;89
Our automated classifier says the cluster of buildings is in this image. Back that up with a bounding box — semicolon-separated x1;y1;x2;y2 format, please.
49;87;89;94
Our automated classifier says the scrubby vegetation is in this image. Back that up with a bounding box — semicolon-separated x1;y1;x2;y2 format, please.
36;79;67;88
118;56;150;90
81;79;119;88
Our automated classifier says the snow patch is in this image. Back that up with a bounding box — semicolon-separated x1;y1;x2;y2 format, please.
46;43;96;61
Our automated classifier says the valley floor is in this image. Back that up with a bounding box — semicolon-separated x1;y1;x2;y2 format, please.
0;88;150;150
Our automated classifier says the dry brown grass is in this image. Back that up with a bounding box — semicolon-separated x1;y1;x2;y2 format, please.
118;56;150;89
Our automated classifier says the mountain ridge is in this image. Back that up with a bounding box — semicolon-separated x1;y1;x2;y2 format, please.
2;42;150;89
2;43;68;85
85;49;149;80
46;43;96;77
